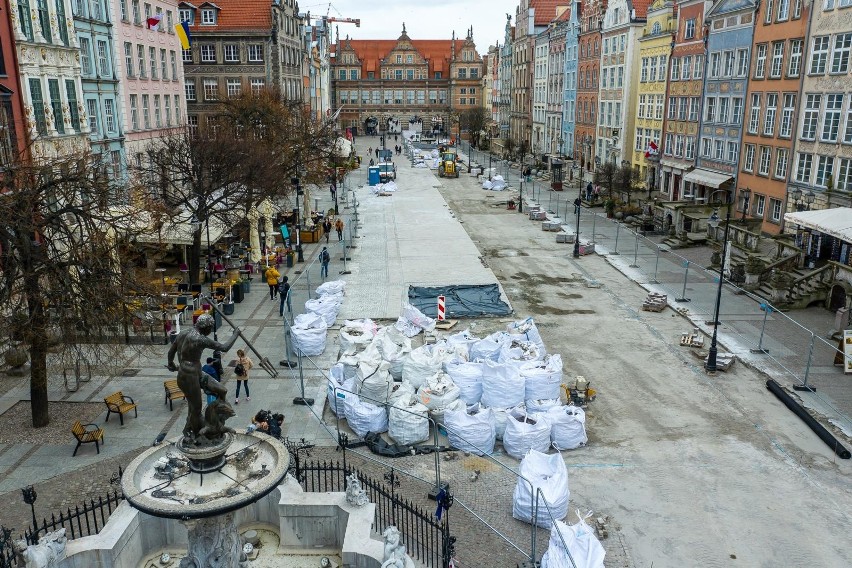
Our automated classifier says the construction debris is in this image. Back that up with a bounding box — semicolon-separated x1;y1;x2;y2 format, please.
556;232;576;244
680;328;704;347
641;292;668;312
594;515;611;540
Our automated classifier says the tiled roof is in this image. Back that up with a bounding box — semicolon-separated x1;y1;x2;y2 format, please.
532;0;562;26
341;39;469;76
180;0;272;31
631;0;652;18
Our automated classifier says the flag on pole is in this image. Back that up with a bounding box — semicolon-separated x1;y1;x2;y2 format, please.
645;140;659;158
175;21;192;49
146;13;163;30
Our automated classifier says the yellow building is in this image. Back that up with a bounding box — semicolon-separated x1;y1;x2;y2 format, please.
631;0;675;190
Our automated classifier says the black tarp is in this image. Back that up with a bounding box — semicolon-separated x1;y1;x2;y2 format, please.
408;284;512;318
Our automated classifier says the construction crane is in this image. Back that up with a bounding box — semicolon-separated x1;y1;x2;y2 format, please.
327;16;360;27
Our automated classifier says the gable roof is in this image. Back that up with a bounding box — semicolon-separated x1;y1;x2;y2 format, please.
631;0;653;18
339;39;471;76
706;0;756;18
180;0;272;31
533;0;562;26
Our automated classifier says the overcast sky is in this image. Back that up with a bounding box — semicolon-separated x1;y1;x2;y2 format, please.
303;0;520;52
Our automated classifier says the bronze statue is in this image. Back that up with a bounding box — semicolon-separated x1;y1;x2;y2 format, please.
167;314;239;444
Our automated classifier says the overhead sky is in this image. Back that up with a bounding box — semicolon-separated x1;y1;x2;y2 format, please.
301;0;521;51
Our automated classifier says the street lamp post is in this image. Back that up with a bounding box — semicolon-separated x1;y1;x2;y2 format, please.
706;198;732;373
573;167;583;258
22;485;39;544
292;176;305;262
739;187;751;224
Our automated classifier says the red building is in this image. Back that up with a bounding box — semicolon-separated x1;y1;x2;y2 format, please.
0;0;28;166
576;0;606;172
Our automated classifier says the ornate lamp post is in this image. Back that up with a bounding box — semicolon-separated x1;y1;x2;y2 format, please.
739;187;751;223
573;166;583;258
22;485;39;544
706;197;732;373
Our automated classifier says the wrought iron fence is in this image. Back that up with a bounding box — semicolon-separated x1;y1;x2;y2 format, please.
24;490;125;546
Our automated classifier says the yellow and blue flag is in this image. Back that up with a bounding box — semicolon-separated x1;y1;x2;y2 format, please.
175;21;192;50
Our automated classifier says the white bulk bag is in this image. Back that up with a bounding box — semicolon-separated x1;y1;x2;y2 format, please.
316;280;346;297
507;317;546;356
356;360;394;405
327;377;355;417
480;360;525;408
403;345;443;389
373;327;412;380
499;339;543;369
503;411;552;460
417;372;460;411
489;405;521;441
429;398;465;427
343;393;388;438
329;362;345;385
521;354;564;401
540;513;605;568
445;330;479;360
512;450;569;529
305;295;341;326
525;399;562;414
339;319;378;355
387;381;416;407
388;396;430;446
444;360;483;405
394;303;436;337
443;405;496;456
548;406;588;450
291;312;328;356
469;332;509;361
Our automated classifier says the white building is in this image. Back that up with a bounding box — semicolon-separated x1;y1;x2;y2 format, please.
532;31;549;157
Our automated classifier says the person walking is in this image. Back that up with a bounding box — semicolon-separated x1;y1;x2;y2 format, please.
335;218;344;242
234;349;253;404
320;247;330;279
265;265;280;300
323;218;332;243
278;275;291;316
201;357;219;405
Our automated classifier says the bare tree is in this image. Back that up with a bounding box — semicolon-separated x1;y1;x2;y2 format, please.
504;138;516;160
594;162;618;200
615;164;642;205
460;107;489;148
0;152;157;427
134;89;336;283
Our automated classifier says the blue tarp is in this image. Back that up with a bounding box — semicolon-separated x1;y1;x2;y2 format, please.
408;284;512;318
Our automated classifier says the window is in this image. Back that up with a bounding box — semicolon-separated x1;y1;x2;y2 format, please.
406;54;413;63
36;0;51;43
170;51;177;79
149;47;157;78
801;94;820;139
685;137;696;159
141;94;150;128
352;70;360;80
406;69;414;80
770;43;784;77
28;79;46;135
129;94;139;129
664;133;674;155
47;79;63;134
179;8;193;24
174;96;181;125
780;93;795;137
160;49;168;80
727;141;738;163
226;78;241;97
123;42;134;77
694;55;703;79
816;155;833;186
396;55;402;64
795;152;812;182
744;144;755;171
470;68;479;78
675;135;685;157
143;2;150;19
678;97;688;120
810;36;830;74
251;79;265;94
753;195;765;218
650;56;659;81
203;79;218;101
837;158;852;190
844;104;852;143
201;45;215;63
16;0;33;40
395;70;403;80
775;149;788;179
690;97;700;121
705;97;717;122
63;80;78;131
778;0;790;19
201;8;216;25
788;40;802;77
822;94;843;142
754;44;767;78
248;45;263;62
719;98;730;124
759;147;771;175
166;10;173;30
182;49;192;63
80;38;93;75
765;0;774;22
714;140;724;160
224;44;239;62
723;51;735;77
55;0;69;44
749;94;761;134
132;0;140;23
104;98;115;132
338;69;346;80
153;95;161;127
710;52;721;77
831;33;852;74
91;0;103;20
825;0;835;8
394;90;403;104
735;50;748;77
87;99;98;133
764;94;778;135
732;97;743;124
767;198;781;222
685;18;695;39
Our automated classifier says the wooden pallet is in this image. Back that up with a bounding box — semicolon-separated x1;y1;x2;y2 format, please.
435;319;458;331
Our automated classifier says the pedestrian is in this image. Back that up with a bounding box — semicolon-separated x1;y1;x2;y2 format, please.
320;246;330;279
368;146;372;155
335;217;344;242
585;182;593;201
330;184;336;202
369;158;374;166
233;349;253;404
375;148;379;158
278;275;291;316
201;357;219;405
323;218;332;243
265;265;280;300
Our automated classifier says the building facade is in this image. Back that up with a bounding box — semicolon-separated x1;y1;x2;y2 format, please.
577;0;606;171
498;18;514;150
596;0;645;166
9;0;90;160
790;0;852;218
0;0;28;165
631;0;673;189
330;26;483;137
738;0;808;234
304;18;331;121
74;0;125;182
689;0;755;204
532;30;549;154
545;12;569;157
660;0;708;201
562;0;580;161
271;0;304;102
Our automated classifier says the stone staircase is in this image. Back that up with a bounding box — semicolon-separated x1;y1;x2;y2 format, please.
752;264;834;310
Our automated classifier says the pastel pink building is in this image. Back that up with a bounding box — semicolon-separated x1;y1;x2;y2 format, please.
111;0;186;175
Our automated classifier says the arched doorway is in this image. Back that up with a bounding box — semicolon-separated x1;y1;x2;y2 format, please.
828;284;848;312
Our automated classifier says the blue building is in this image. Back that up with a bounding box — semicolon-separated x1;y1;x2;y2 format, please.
562;0;580;162
72;0;126;188
688;0;756;203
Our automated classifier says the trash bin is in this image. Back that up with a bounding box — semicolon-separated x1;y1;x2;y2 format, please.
232;285;244;303
286;253;294;268
223;301;235;315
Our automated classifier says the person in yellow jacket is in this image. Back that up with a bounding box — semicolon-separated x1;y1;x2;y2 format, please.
265;266;281;300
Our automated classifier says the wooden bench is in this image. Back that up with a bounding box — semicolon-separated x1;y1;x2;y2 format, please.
71;420;104;456
103;391;137;425
164;379;186;411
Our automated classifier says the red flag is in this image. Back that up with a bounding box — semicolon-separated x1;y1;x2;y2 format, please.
645;140;658;158
146;14;162;30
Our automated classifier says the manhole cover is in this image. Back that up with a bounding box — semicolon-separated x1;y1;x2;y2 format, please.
121;368;141;377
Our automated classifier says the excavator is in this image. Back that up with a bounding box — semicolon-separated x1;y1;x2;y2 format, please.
437;146;459;178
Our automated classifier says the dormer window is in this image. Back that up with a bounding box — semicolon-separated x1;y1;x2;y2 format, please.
201;8;216;25
179;7;194;24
